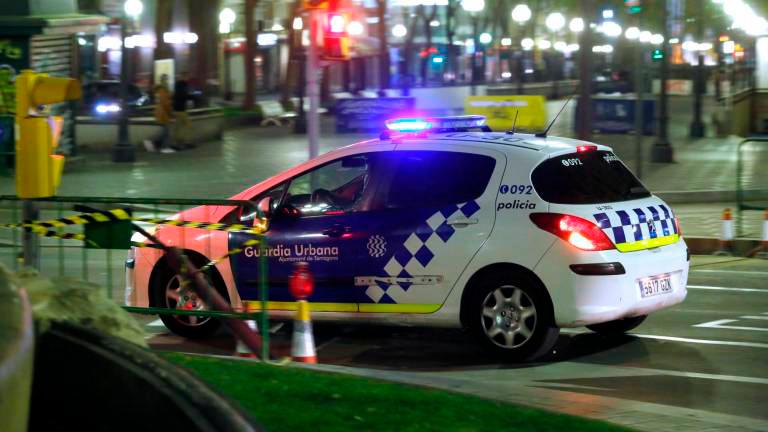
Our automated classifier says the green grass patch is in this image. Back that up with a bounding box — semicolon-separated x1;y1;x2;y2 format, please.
162;352;631;432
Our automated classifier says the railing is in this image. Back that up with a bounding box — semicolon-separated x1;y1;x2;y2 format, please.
0;195;270;359
736;137;768;236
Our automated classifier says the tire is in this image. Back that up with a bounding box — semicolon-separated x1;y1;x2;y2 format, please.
465;272;560;362
150;257;226;339
586;315;647;336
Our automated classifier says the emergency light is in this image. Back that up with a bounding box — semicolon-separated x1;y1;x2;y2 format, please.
384;115;489;135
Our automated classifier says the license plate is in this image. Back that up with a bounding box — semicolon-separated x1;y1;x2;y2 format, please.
638;274;673;298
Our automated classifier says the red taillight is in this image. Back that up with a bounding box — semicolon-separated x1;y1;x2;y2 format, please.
674;217;682;237
530;213;615;251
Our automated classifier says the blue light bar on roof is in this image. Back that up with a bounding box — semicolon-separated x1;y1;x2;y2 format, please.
385;115;487;133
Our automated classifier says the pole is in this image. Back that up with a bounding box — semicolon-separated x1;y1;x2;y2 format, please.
307;8;320;160
21;201;39;269
652;0;674;162
470;15;478;96
689;0;705;138
113;13;136;162
633;14;644;179
577;0;593;141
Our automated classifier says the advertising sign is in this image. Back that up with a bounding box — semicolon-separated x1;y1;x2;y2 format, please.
464;95;547;132
335;97;415;132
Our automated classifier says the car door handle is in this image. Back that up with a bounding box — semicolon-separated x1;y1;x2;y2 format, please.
322;224;351;238
446;217;478;228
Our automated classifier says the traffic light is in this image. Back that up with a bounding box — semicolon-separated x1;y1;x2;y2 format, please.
322;10;350;61
651;48;664;62
15;69;81;198
625;0;642;14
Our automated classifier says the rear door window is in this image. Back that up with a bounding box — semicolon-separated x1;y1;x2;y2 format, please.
531;150;650;204
383;151;496;209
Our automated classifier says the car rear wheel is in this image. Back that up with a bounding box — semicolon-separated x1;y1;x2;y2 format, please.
151;259;224;339
466;273;559;362
586;315;647;336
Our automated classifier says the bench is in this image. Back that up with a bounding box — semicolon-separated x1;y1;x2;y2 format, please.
259;100;297;126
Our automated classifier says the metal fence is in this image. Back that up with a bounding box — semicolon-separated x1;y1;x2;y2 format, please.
0;195;270;359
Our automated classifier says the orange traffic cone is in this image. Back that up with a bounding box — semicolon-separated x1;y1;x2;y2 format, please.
291;300;316;364
714;208;734;256
757;209;768;259
235;303;259;358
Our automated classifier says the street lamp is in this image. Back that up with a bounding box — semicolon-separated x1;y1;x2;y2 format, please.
219;8;236;101
569;17;584;33
114;0;143;162
511;4;531;94
545;13;565;32
625;26;640;40
463;0;485;94
391;24;407;38
479;32;492;45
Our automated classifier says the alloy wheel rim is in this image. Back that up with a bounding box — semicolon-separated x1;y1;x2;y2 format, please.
481;285;537;349
165;275;210;327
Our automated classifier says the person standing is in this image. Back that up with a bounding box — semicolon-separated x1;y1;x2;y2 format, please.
144;74;175;153
172;72;193;149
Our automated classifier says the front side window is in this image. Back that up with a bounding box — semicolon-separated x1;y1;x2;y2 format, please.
282;154;375;216
383;151;496;209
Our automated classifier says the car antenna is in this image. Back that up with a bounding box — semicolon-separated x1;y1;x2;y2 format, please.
511;109;519;134
535;96;573;138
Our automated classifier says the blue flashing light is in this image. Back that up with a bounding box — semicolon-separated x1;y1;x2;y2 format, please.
385;118;432;132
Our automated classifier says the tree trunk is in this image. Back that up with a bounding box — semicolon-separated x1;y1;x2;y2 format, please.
445;2;456;83
376;0;390;93
153;0;174;86
281;1;303;104
188;0;219;102
243;0;257;109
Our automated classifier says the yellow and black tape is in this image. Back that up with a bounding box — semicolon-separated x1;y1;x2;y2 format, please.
2;208;267;235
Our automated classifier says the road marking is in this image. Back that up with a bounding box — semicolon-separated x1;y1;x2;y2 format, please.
740;315;768;320
147;319;164;327
687;285;768;293
562;329;768;348
690;269;768;276
694;319;768;332
633;367;768;386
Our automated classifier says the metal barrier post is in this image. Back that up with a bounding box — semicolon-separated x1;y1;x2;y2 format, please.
736;137;768;236
21;201;39;269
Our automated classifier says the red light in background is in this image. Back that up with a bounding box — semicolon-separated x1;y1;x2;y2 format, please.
577;145;597;152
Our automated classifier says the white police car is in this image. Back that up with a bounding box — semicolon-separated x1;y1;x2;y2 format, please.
127;115;688;361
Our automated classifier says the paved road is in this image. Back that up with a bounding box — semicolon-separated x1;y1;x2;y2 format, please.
142;256;768;432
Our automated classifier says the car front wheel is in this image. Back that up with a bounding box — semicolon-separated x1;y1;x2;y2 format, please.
466;273;559;362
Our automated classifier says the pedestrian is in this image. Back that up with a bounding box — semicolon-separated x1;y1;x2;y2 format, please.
144;74;175;153
172;72;194;149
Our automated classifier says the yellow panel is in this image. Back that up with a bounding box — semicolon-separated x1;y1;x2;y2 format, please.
358;303;441;314
243;301;357;312
464;95;547;132
616;234;680;252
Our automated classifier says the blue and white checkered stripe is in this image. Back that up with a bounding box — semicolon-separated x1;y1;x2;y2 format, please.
593;204;676;245
365;200;481;304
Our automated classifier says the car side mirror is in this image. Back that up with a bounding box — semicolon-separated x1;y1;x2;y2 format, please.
257;196;273;218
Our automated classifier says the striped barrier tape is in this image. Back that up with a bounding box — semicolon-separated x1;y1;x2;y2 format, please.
1;208;267;235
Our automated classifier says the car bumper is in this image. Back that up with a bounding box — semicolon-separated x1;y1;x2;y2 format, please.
534;238;689;327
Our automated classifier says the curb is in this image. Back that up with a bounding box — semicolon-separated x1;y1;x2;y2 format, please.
656;189;768;204
685;236;762;256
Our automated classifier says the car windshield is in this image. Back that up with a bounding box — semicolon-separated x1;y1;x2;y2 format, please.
531;150;650;204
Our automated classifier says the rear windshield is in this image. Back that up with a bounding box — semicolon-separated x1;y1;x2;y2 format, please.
531;150;650;204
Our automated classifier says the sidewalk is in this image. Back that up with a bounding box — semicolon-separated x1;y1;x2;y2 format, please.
0;95;765;239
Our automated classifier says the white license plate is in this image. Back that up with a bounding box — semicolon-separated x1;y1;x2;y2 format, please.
638;274;673;298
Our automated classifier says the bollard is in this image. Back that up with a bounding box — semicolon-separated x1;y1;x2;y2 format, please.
714;208;734;256
757;209;768;259
234;303;259;358
289;262;316;364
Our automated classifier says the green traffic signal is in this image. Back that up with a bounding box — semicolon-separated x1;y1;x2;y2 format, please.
651;48;664;61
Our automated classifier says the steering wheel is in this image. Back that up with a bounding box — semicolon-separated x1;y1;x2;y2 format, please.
311;188;336;206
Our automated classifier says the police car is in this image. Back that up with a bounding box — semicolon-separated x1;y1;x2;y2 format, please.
126;115;688;361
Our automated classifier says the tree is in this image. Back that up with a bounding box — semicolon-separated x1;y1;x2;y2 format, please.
243;0;257;110
376;0;390;94
444;0;460;83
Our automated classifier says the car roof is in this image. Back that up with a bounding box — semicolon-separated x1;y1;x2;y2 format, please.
351;131;613;156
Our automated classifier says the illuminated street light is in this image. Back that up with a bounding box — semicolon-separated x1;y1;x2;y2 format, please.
501;37;512;46
651;33;664;45
392;24;407;38
545;12;565;32
462;0;485;13
569;17;584;32
292;16;303;30
430;20;440;27
219;7;236;25
625;26;640;39
567;43;579;52
601;21;622;37
639;30;652;43
479;32;492;44
537;39;552;50
124;0;143;18
347;20;364;36
511;4;531;24
602;9;613;19
521;37;534;50
553;41;567;52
